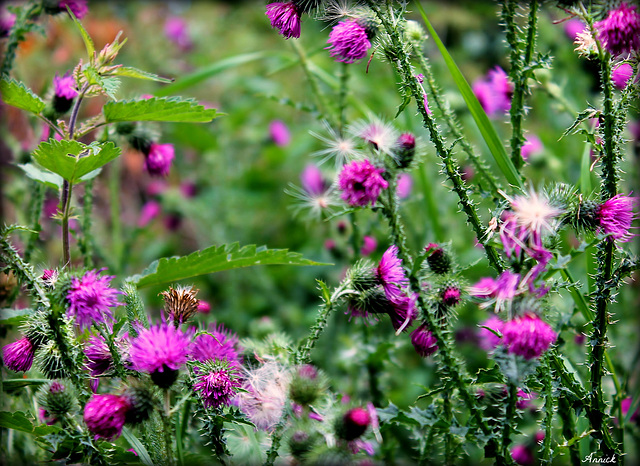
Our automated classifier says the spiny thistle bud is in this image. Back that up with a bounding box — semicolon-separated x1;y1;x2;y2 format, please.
425;243;451;275
288;430;319;460
405;20;427;44
22;310;51;349
34;341;68;379
410;324;438;357
37;380;78;419
394;133;416;169
161;285;200;324
345;259;377;292
347;287;392;320
127;127;155;155
356;15;379;41
441;286;462;307
122;382;156;425
289;364;327;406
335;406;371;441
567;199;599;232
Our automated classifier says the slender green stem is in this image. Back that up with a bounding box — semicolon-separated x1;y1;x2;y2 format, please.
78;178;95;268
23;181;45;263
443;391;454;465
557;395;581;466
263;420;286;466
540;355;554;464
60;180;73;268
162;389;176;466
501;382;518;460
338;61;349;136
291;40;334;124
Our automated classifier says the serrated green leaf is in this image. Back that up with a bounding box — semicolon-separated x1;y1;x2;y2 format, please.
0;307;34;326
131;242;329;288
32;140;120;184
474;365;505;384
67;7;94;58
414;2;523;189
17;163;63;189
112;66;173;83
103;97;219;123
0;77;45;114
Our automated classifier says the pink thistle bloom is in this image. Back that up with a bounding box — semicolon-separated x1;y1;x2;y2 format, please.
265;2;301;39
597;194;638;242
612;63;634;89
42;268;59;287
2;337;35;372
507;188;563;247
621;397;639;424
470;271;520;312
58;0;88;18
511;444;535;466
397;173;413;199
410;324;438;357
67;269;121;330
130;323;192;381
594;3;640;57
138;200;161;228
478;316;504;351
502;313;557;360
516;389;537;410
84;394;131;440
53;73;77;100
521;134;543;161
193;366;241;408
469;277;499;299
327;20;371;64
84;334;112;378
338;407;371;441
300;164;326;196
269;120;291;146
442;286;462;307
360;235;377;256
190;323;241;368
338;159;388;207
473;66;513;117
164;16;193;51
388;292;417;333
144;143;175;177
564;18;586;41
376;245;408;301
197;300;211;314
0;9;16;38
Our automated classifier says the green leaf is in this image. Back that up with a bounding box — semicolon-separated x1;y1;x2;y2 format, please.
0;411;37;433
67;7;94;58
17;163;63;189
0;307;34;326
131;242;329;288
112;66;173;83
0;77;45;114
3;378;48;393
103;97;219;123
414;2;524;189
122;427;154;466
32;140;120;184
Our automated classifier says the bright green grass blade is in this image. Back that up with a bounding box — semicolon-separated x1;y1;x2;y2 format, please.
414;1;524;190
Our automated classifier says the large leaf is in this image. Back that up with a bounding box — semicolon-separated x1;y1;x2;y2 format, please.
414;2;524;190
0;77;45;114
32;140;120;184
0;411;58;436
132;242;329;288
103;97;219;123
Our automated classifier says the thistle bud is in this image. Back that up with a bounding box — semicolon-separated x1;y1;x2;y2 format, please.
335;407;371;441
34;341;68;379
441;286;462;307
288;430;318;460
289;364;326;406
37;380;78;419
425;243;451;275
345;259;377;292
127;127;155;155
115;122;136;136
42;269;59;288
394;133;416;169
122;383;156;425
161;285;200;324
405;20;427;44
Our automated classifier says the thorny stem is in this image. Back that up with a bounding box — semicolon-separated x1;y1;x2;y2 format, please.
558;395;581;466
23;182;45;263
0;3;42;76
369;1;505;274
501;382;518;460
163;389;176;466
540;354;554;464
263;419;286;466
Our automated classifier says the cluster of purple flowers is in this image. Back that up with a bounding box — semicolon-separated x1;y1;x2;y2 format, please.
594;2;640;57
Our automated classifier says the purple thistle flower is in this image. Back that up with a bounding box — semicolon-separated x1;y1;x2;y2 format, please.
2;337;35;372
42;269;59;287
478;316;504;351
376;245;408;300
564;18;586;41
396;173;413;199
144;143;175;177
612;63;633;89
58;0;88;18
338;159;388;207
410;324;438;357
511;444;535;466
594;3;640;57
193;366;241;408
138;200;161;228
0;9;16;38
327;20;371;64
300;164;326;197
521;134;543;161
360;235;377;256
83;394;131;440
265;2;301;39
164;16;193;51
337;407;371;441
53;73;77;100
67;269;121;330
269;120;291;146
516;389;537;410
191;323;242;369
388;292;417;333
596;193;638;242
84;334;112;378
130;323;191;387
502;313;557;360
472;66;513;117
442;287;461;307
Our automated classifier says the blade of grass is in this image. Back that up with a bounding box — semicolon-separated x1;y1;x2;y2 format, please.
580;141;593;196
122;427;154;466
414;1;524;190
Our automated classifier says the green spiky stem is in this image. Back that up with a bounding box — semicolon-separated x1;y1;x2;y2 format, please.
23;182;45;263
540;354;554;464
162;389;176;466
501;382;518;460
78;177;95;268
0;3;42;76
557;395;580;466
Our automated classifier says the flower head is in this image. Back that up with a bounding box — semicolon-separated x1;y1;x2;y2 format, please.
84;334;112;377
53;73;77;100
502;313;557;360
469;271;520;311
0;9;16;38
130;323;191;387
301;164;327;197
410;324;438;357
597;193;638;242
161;285;200;324
84;394;130;440
478;316;505;351
594;3;640;57
310;120;363;168
506;188;563;247
138;200;161;228
351;117;399;156
612;63;633;89
67;269;121;330
397;173;413;199
472;66;513;117
376;245;408;300
336;407;371;441
442;286;461;307
42;269;59;287
269;120;291;146
511;444;535;466
2;337;35;372
327;20;371;64
191;323;242;368
266;2;302;39
360;235;377;256
564;18;586;40
144;143;175;177
521;134;543;161
339;159;388;207
164;16;193;51
193;362;242;408
387;292;417;333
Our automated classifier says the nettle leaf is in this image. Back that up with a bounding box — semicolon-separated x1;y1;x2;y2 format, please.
112;66;173;83
17;163;63;189
132;242;329;288
0;77;45;114
32;140;121;184
103;97;219;123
